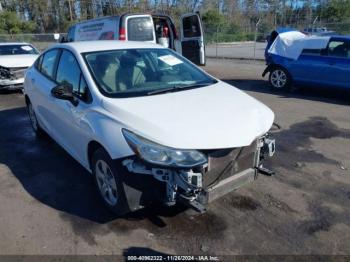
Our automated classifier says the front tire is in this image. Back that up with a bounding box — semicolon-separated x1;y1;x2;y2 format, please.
269;67;292;90
91;148;128;216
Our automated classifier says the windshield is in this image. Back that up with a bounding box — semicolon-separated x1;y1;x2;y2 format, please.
0;44;39;55
84;48;216;97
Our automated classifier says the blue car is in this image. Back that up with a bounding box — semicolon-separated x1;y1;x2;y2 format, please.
263;34;350;90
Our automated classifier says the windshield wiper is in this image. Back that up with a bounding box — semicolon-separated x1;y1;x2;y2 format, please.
147;82;214;95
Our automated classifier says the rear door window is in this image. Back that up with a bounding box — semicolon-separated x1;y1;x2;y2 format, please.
301;49;321;56
328;40;350;58
41;49;59;79
127;16;154;41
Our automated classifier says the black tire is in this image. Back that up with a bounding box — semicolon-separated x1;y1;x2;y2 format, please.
269;66;292;91
26;100;45;138
91;148;129;216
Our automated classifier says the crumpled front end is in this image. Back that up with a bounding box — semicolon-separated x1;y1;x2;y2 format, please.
121;134;276;213
0;66;27;90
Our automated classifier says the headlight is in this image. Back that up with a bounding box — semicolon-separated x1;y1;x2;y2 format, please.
122;129;207;168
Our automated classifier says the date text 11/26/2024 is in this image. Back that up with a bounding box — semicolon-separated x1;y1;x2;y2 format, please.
127;255;220;261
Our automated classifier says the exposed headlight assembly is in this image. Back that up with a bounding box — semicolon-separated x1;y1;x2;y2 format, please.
122;129;207;168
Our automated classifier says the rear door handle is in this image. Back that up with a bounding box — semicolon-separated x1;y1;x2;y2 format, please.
31;78;35;83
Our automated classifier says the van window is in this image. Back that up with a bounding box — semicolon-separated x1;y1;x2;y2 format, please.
127;17;154;41
183;16;201;38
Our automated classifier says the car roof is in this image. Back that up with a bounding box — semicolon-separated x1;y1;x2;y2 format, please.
330;35;350;40
51;40;165;53
0;42;32;46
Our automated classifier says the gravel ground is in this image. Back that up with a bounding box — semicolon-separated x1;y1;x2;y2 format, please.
0;58;349;257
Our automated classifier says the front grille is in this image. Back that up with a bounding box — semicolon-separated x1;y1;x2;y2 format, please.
202;140;258;188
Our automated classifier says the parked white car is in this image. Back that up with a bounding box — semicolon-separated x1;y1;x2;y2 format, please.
0;42;39;90
24;40;275;215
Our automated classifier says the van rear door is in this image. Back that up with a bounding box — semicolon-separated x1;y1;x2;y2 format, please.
124;15;155;43
180;13;205;65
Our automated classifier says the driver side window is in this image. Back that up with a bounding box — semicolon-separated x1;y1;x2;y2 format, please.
56;50;90;102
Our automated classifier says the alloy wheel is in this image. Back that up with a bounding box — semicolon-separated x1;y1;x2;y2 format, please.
270;69;287;89
95;159;118;206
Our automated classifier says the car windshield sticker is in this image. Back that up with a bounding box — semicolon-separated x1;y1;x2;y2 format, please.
21;46;33;51
158;55;183;66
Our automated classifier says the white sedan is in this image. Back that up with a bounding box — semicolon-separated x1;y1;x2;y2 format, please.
0;42;39;90
24;40;275;215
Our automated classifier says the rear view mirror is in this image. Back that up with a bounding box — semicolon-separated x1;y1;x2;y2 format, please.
51;84;78;106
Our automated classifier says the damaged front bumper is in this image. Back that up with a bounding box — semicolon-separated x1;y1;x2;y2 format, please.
0;66;27;90
122;135;276;213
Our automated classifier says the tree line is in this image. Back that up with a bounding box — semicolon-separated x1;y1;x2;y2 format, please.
0;0;349;37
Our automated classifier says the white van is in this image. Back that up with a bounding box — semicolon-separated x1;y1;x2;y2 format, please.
65;13;206;65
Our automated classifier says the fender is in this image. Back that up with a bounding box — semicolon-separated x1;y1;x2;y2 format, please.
262;64;274;77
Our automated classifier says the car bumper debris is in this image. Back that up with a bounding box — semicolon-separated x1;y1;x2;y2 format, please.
122;134;276;213
0;66;27;90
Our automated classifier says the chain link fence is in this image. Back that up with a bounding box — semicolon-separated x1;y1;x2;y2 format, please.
0;21;349;61
0;33;65;51
203;20;350;61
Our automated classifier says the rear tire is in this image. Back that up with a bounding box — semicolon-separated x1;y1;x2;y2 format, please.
26;100;45;138
91;148;129;216
269;66;292;91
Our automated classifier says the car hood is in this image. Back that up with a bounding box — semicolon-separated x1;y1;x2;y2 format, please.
0;54;38;68
102;82;275;149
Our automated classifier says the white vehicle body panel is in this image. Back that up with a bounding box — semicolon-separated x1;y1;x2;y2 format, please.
180;13;206;65
24;41;274;172
268;31;330;60
102;82;274;150
74;16;119;41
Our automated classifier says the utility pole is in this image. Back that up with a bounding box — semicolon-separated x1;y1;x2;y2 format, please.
0;2;3;12
68;0;73;21
91;0;95;18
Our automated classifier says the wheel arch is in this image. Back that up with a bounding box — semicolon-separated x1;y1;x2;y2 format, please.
87;140;107;171
269;64;292;79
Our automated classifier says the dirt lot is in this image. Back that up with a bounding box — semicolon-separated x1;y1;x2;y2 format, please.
0;59;349;257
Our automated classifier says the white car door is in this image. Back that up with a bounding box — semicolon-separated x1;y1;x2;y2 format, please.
49;49;92;165
179;13;206;66
26;49;60;137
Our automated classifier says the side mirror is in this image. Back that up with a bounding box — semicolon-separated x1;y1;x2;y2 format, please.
51;84;78;106
59;35;67;43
